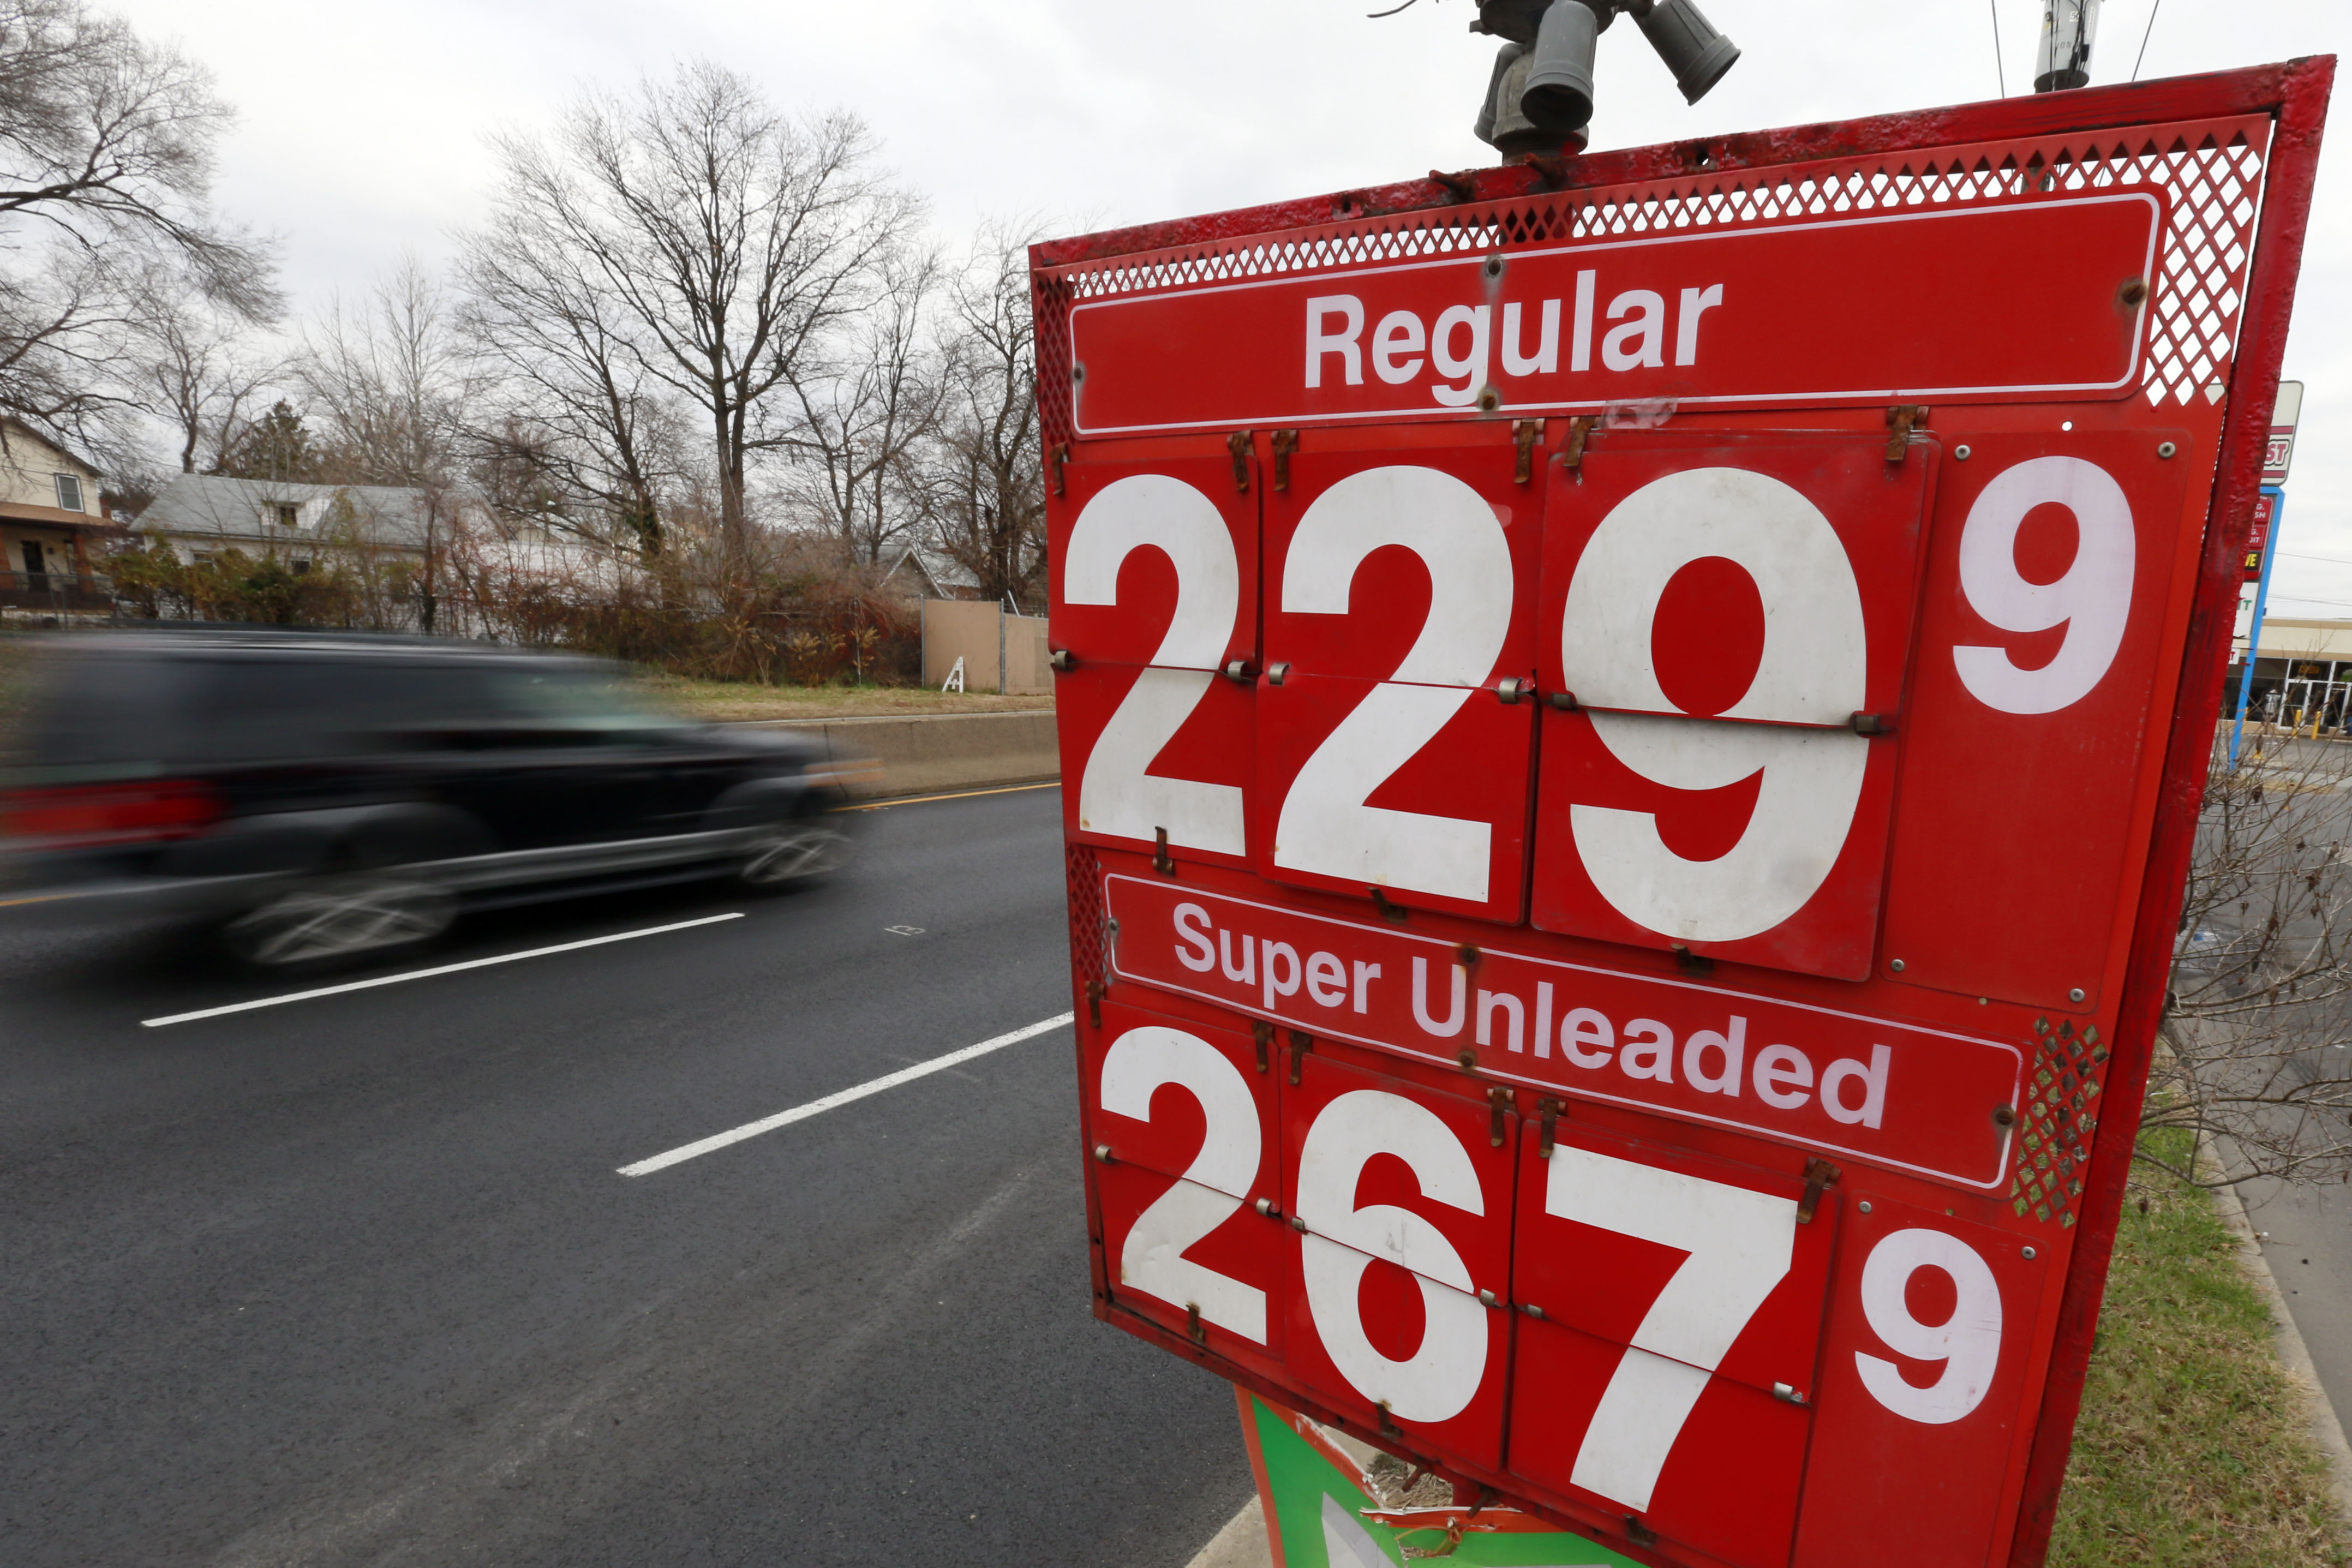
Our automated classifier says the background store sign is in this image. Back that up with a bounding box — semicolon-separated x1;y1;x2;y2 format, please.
1036;61;2327;1568
2246;489;2276;581
2264;378;2303;483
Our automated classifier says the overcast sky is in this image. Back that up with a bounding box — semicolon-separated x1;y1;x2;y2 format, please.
110;0;2347;613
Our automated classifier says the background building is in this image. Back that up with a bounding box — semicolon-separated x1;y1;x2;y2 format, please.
0;419;123;619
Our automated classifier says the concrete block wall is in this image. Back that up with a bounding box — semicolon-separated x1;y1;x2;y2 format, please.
742;710;1060;799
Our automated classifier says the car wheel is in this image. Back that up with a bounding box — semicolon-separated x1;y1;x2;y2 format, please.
738;818;854;890
223;876;457;968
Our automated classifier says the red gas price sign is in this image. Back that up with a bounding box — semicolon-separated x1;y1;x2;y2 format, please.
1041;61;2329;1568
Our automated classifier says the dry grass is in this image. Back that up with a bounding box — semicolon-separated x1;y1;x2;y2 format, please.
2049;1127;2349;1567
631;671;1054;722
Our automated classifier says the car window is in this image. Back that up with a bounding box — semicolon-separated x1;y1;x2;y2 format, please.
11;649;685;774
184;657;509;759
476;664;685;734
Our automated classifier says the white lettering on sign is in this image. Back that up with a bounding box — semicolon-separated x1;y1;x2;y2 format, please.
1297;1088;1489;1422
1066;195;2164;435
1111;875;2022;1188
1098;1025;1270;1343
1065;475;1247;854
1301;277;1723;408
1856;1229;2004;1423
1953;456;2136;715
1560;466;1869;942
1549;1145;1798;1511
1273;466;1512;901
1306;295;1366;388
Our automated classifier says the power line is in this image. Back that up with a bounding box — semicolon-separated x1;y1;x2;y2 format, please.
1990;0;2008;97
2281;552;2352;568
2132;0;2164;82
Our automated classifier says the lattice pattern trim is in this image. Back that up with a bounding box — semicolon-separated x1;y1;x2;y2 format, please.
1034;118;2267;447
2010;1017;2111;1228
1067;844;1106;992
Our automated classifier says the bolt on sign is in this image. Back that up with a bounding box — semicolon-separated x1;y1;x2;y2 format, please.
1037;59;2331;1568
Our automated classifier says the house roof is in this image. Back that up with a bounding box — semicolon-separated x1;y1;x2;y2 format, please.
881;543;983;598
0;417;102;481
137;475;448;552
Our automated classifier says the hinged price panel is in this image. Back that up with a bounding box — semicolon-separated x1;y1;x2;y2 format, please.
1049;447;1258;870
1255;440;1543;924
1039;60;2328;1568
1877;429;2197;1012
1531;432;1935;980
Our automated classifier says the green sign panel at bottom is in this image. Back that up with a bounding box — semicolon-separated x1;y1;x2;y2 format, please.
1242;1392;1639;1567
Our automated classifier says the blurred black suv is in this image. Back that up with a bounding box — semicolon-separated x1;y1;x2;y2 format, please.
0;631;859;965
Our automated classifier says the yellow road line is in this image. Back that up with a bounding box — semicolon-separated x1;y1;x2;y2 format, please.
850;781;1062;811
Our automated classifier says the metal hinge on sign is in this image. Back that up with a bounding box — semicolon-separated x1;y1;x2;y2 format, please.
1186;1301;1206;1345
1513;420;1542;483
1289;1031;1313;1086
1085;978;1105;1029
1152;827;1175;877
1271;429;1298;492
1049;441;1068;496
1495;677;1529;705
1370;886;1408;923
1488;1087;1510;1147
1561;415;1598;472
1886;404;1930;462
1850;711;1896;736
1798;1157;1841;1224
1252;1020;1273;1075
1049;648;1077;673
1228;430;1253;492
1539;1096;1562;1158
1625;1516;1659;1549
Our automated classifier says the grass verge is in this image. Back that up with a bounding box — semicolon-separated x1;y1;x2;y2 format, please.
2049;1126;2348;1566
634;671;1052;722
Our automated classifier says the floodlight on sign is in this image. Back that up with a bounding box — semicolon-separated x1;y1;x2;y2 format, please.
1471;0;1741;160
2035;0;2103;92
1635;0;1741;103
1521;0;1602;131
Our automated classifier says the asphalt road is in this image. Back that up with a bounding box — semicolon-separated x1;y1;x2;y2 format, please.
0;784;1253;1567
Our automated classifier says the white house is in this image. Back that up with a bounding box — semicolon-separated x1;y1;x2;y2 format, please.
0;418;122;617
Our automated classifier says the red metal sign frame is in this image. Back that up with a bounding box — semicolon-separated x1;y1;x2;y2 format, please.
1038;58;2332;1568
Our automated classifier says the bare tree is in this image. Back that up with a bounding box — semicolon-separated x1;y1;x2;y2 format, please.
133;275;276;472
0;0;276;455
299;259;470;488
924;224;1048;610
459;190;686;557
464;63;920;555
295;261;476;630
773;243;946;564
2157;732;2352;1187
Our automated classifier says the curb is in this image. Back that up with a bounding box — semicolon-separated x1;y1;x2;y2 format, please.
2207;1166;2352;1534
1183;1495;1271;1568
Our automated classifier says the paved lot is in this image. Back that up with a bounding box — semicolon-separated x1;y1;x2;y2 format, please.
0;785;1252;1567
